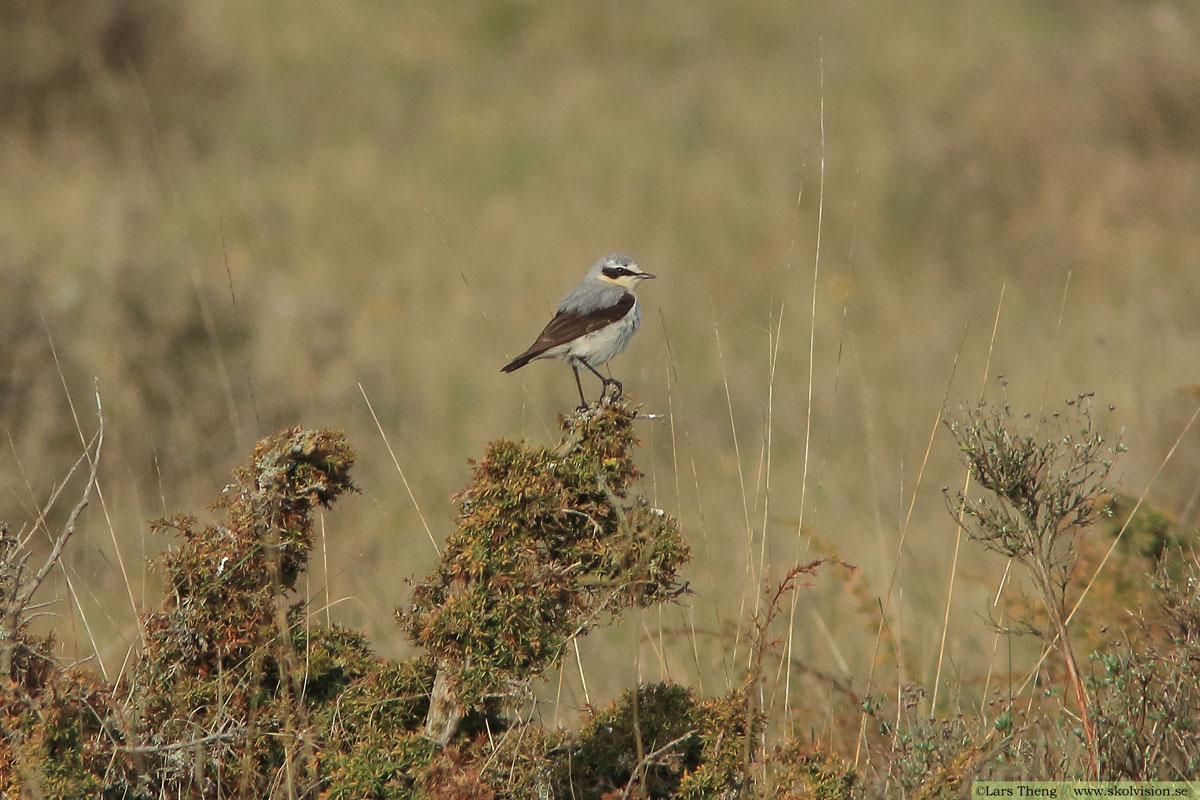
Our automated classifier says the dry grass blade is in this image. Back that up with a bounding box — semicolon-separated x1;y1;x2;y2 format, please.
359;381;441;556
48;319;144;654
713;320;755;673
932;284;1005;714
854;330;964;768
1013;399;1200;703
782;50;828;735
1066;401;1200;628
0;393;103;679
660;311;732;692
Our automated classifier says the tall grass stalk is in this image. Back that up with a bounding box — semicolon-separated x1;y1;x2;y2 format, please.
359;381;440;556
49;323;145;654
783;53;825;735
714;320;755;675
932;285;1006;715
854;337;963;767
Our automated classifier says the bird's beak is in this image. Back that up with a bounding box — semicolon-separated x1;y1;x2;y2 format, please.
640;272;657;280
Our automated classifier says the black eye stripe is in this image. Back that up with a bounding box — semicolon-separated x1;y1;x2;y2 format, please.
602;266;637;278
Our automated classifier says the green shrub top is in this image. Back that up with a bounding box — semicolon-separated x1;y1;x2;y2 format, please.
403;400;690;707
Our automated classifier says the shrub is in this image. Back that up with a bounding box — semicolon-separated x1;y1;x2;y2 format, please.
945;388;1122;775
402;400;690;742
131;427;358;796
1091;557;1200;779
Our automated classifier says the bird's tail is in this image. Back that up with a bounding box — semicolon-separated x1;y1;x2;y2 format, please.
500;349;539;373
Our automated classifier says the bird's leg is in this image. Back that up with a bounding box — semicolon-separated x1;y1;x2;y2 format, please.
571;361;589;409
578;360;621;402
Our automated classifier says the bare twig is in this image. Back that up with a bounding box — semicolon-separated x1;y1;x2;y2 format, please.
121;730;240;754
616;729;697;800
1;395;104;679
18;430;103;610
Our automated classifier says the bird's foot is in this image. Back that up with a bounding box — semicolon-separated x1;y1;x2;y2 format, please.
600;378;623;404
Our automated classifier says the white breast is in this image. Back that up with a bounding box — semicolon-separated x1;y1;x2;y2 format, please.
565;300;641;366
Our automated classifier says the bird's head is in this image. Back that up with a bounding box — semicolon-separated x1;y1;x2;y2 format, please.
594;253;656;289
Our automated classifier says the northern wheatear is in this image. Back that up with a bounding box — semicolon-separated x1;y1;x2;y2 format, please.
501;253;655;407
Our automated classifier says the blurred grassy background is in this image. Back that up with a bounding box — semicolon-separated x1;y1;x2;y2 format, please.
3;0;1199;731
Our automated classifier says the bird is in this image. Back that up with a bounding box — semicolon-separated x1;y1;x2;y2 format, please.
501;253;655;408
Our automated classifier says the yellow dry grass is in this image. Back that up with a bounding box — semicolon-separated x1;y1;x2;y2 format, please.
2;0;1199;734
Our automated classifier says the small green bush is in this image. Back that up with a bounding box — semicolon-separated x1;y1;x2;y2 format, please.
403;401;690;738
132;427;358;796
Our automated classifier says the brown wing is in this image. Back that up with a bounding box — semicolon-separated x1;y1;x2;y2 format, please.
501;293;635;372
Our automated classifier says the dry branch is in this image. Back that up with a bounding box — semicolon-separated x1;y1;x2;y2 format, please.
0;395;103;680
